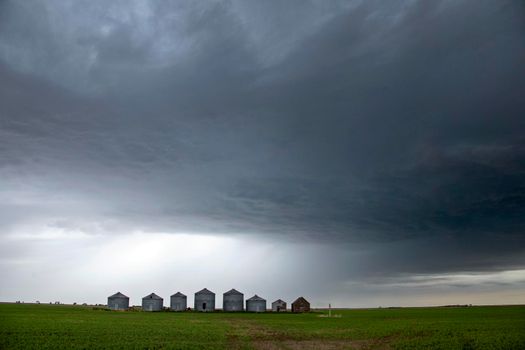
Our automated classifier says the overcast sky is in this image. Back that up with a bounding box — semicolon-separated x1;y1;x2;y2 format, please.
1;0;525;308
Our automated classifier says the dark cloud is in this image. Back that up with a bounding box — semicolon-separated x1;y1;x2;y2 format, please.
0;0;524;284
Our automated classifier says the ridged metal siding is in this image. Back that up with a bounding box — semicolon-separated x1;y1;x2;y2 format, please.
107;296;129;310
170;294;187;311
142;296;163;311
246;296;266;312
223;290;243;311
195;289;215;312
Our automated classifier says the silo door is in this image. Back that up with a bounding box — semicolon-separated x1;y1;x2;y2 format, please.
149;305;152;311
115;304;118;310
202;302;206;310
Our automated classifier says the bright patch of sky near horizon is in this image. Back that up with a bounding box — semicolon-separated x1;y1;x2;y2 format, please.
0;0;524;306
3;230;525;307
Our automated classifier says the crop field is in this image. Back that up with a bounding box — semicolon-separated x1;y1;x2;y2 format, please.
0;304;524;349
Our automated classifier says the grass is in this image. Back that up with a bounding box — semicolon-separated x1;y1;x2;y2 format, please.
0;304;524;349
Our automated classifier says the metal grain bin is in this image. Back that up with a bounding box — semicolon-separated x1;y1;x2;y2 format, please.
107;292;129;310
223;289;243;312
246;295;266;312
194;288;215;312
271;299;287;312
170;292;187;311
142;293;163;312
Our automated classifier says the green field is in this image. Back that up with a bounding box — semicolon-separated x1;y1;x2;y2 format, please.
0;304;524;349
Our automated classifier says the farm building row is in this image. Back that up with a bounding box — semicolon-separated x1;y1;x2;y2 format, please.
107;289;310;312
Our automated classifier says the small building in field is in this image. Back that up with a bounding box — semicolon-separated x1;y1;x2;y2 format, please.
107;292;129;310
170;292;187;311
223;289;244;311
291;297;310;313
142;293;163;311
195;288;215;312
271;299;287;312
246;295;266;312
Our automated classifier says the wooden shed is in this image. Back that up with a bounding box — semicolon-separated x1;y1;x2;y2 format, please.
291;297;310;313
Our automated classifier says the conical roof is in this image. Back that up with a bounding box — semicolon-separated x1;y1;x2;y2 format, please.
171;292;186;297
247;294;266;301
143;293;163;300
108;292;129;299
195;288;214;295
224;288;243;296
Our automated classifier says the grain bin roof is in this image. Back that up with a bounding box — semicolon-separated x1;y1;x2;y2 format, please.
108;292;129;299
292;296;309;304
196;288;214;295
247;294;265;301
224;289;243;296
143;293;163;300
171;292;186;297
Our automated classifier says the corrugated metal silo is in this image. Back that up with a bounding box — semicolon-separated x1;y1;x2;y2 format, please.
246;295;266;312
107;292;129;310
142;293;163;311
223;289;243;311
194;288;215;312
170;292;187;311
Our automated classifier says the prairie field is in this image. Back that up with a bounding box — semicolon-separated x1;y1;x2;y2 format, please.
0;303;524;349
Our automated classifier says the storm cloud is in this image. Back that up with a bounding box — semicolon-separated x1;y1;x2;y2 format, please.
1;0;524;306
